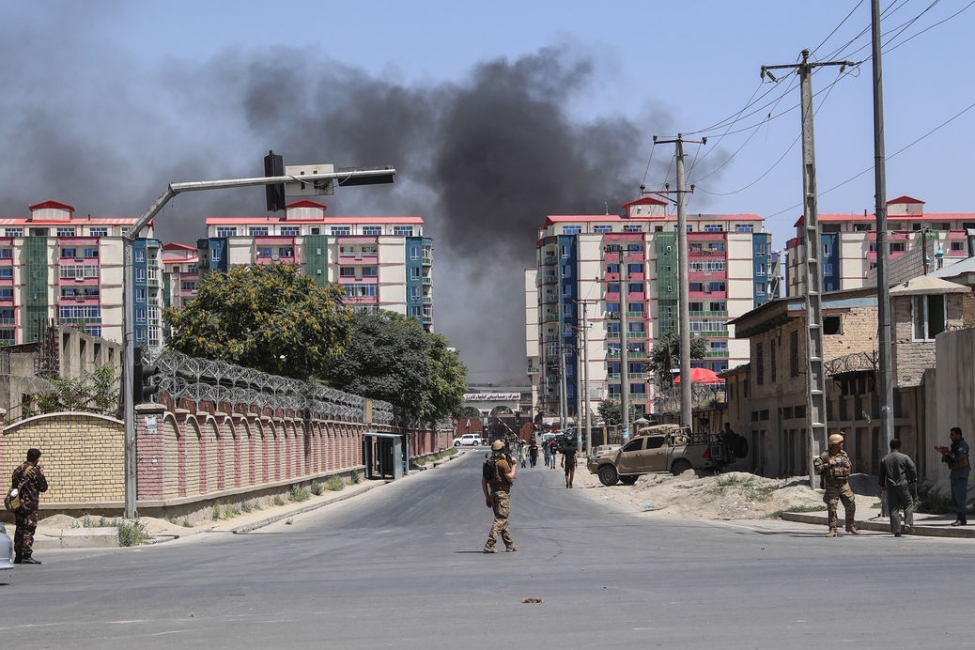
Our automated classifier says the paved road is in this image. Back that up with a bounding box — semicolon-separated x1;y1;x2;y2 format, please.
1;451;971;649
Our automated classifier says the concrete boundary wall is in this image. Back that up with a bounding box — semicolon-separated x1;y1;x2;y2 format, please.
0;402;451;521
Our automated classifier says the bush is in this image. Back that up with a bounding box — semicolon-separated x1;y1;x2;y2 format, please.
350;469;361;484
289;484;310;502
273;495;285;506
310;481;324;496
80;516;150;547
326;475;345;491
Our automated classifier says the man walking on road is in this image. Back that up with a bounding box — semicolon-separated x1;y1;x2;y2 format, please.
879;438;917;537
814;433;858;538
481;440;517;553
10;447;48;564
935;426;970;526
561;441;577;489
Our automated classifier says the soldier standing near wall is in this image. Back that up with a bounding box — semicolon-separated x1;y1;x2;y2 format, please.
11;448;48;564
935;426;970;526
814;434;859;538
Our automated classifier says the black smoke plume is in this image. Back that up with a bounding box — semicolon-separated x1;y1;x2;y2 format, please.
0;13;688;386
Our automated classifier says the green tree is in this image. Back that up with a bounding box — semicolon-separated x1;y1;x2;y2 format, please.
163;264;351;380
322;310;467;423
597;399;642;426
29;365;119;416
649;329;708;389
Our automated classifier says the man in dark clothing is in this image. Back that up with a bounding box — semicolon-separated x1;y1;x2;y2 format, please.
11;448;48;564
561;443;578;488
935;427;970;526
879;438;917;537
528;440;539;468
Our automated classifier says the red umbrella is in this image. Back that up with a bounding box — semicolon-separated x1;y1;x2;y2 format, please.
673;367;723;385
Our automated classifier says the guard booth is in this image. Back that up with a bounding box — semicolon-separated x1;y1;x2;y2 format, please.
363;432;408;480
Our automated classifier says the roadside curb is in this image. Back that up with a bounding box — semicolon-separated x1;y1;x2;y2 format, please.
781;511;975;538
226;482;382;534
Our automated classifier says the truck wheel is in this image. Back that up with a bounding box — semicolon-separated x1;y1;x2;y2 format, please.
620;475;638;486
598;465;619;486
734;436;749;459
671;459;692;476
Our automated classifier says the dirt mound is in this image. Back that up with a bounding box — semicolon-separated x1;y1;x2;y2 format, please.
576;469;826;520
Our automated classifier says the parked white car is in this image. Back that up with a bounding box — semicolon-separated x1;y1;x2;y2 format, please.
453;433;483;447
0;522;13;570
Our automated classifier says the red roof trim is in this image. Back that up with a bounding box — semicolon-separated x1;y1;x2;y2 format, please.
28;200;75;212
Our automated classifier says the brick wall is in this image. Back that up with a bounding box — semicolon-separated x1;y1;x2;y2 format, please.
1;403;451;518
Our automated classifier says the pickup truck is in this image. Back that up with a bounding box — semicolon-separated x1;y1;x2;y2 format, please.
587;424;747;486
453;433;483;447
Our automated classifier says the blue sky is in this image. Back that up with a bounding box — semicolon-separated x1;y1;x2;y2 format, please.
1;1;973;383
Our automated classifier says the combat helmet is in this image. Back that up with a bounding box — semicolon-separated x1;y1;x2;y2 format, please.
828;433;844;446
491;440;505;451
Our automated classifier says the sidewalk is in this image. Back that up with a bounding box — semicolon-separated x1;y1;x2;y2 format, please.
780;508;975;539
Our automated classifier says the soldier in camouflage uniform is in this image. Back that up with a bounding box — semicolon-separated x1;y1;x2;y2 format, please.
814;434;858;537
482;440;517;553
11;448;48;564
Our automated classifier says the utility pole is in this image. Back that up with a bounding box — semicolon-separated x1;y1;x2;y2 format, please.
652;134;705;429
871;0;895;454
762;50;854;488
618;246;630;442
576;300;593;453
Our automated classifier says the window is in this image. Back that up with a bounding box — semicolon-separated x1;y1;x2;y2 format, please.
84;246;99;258
135;268;146;282
181;281;197;292
790;331;799;377
824;316;841;335
606;322;620;334
770;344;777;382
257;247;272;258
362;226;382;236
622;224;642;233
689;302;704;312
280;226;299;237
594;225;613;233
951;241;965;251
339;267;356;277
627;283;642;294
755;342;764;385
0;268;12;279
60;247;76;259
704;224;723;232
277;247;294;258
735;224;754;233
912;294;946;341
752;242;764;255
627;263;644;274
330;226;351;236
710;301;726;312
136;288;147;302
409;267;421;279
890;242;906;253
409;246;421;260
562;226;581;235
4;228;22;237
392;226;414;236
136;308;146;323
410;286;421;299
217;227;237;238
0;288;12;299
57;227;76;237
362;266;378;277
249;227;269;236
88;227;108;237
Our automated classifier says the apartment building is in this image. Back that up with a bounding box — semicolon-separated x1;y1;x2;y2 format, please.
785;195;974;296
0;200;160;347
195;200;434;330
527;195;772;423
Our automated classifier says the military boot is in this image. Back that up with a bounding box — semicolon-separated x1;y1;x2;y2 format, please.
845;524;860;535
826;528;837;538
13;552;22;564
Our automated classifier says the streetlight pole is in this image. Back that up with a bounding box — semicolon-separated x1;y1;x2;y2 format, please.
122;167;395;519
